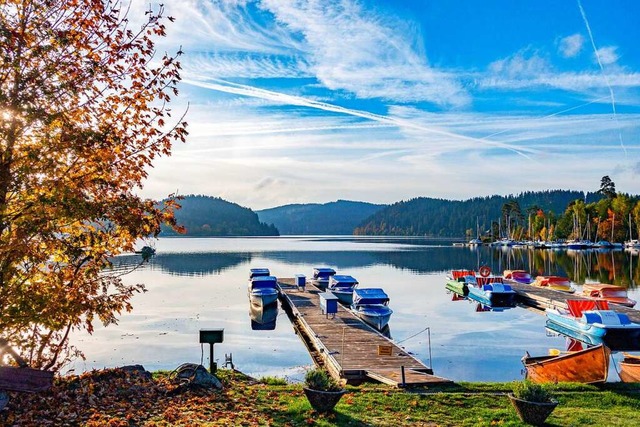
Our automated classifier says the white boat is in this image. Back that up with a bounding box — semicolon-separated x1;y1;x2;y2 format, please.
625;239;640;249
328;275;359;305
311;267;336;290
248;275;279;306
625;213;640;248
351;288;393;331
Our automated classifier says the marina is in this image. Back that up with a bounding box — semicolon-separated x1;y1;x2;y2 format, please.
277;278;451;386
70;237;640;383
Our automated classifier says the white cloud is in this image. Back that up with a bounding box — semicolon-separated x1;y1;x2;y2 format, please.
259;0;469;107
154;0;470;107
478;70;640;92
488;50;550;78
558;34;584;58
595;46;619;65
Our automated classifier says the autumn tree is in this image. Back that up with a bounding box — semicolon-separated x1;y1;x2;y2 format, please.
0;0;186;370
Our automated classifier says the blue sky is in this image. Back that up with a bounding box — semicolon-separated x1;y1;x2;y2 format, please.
137;0;640;209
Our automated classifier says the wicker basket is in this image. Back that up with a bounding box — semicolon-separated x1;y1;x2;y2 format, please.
508;394;558;426
303;388;346;413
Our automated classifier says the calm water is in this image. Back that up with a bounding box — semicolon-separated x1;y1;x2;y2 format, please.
68;237;640;383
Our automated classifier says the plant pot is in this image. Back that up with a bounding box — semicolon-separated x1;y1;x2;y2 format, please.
508;394;558;426
303;388;346;413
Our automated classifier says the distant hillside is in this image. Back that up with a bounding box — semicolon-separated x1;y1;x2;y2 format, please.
354;190;603;237
256;200;386;235
160;195;279;236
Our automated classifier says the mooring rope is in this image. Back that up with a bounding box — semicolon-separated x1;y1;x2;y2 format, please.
395;326;430;344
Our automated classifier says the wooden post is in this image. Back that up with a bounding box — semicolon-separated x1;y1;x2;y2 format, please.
401;366;406;388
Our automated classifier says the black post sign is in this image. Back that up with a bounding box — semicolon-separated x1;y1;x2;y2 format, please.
199;329;224;373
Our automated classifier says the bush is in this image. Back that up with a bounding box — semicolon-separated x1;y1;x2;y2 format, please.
512;380;553;403
304;368;342;392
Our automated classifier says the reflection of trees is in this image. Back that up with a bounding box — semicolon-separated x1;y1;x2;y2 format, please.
485;248;640;290
150;253;252;276
111;246;640;287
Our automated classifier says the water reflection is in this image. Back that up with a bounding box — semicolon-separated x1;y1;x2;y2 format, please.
113;239;640;286
250;301;279;331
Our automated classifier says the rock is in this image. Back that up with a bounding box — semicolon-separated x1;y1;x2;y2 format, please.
119;365;152;380
172;363;223;390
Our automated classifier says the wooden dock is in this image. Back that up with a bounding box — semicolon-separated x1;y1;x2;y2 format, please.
508;282;640;323
277;278;451;387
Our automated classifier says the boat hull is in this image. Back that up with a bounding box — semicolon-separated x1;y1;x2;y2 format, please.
330;288;355;305
619;356;640;382
545;310;607;337
523;344;610;384
312;279;330;290
352;305;392;331
467;287;516;307
445;279;469;296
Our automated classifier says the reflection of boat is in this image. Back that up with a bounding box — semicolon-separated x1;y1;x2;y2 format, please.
532;275;576;293
522;344;610;384
328;275;359;305
250;300;278;330
249;268;270;279
248;276;279;306
545;322;604;347
619;353;640;382
311;267;336;290
475;303;513;312
546;299;640;342
582;283;636;308
351;288;393;331
503;270;533;284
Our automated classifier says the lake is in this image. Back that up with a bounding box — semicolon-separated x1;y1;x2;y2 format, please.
68;237;640;383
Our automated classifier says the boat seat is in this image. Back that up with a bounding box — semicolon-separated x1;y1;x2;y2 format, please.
582;310;628;325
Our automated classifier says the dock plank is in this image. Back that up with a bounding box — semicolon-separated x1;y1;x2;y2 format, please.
278;278;451;387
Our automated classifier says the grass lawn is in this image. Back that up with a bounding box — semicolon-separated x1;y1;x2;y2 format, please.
3;368;640;426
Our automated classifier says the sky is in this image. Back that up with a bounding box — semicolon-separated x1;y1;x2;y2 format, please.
134;0;640;210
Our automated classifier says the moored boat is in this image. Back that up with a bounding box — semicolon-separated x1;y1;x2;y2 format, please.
619;353;640;382
546;299;640;341
503;269;534;284
626;239;640;249
249;268;271;279
311;267;336;290
532;275;576;293
468;276;517;307
328;275;359;305
351;288;393;331
522;344;610;384
445;270;477;296
582;283;636;308
248;275;279;306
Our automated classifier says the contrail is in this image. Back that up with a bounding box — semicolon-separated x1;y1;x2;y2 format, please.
184;78;539;159
577;0;626;155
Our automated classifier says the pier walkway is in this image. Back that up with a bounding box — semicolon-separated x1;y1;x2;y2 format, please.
277;278;451;387
508;282;640;323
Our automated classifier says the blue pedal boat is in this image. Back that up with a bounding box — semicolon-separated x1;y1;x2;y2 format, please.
248;275;279;306
351;288;393;331
328;275;359;305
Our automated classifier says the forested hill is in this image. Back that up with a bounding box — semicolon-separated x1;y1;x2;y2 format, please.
354;190;602;237
256;200;386;235
160;195;279;236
